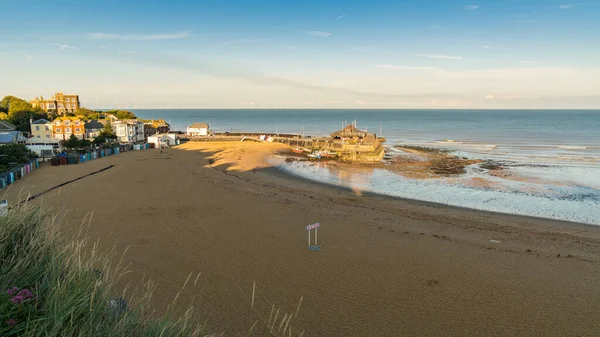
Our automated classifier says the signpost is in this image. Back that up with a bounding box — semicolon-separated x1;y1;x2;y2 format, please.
305;222;320;251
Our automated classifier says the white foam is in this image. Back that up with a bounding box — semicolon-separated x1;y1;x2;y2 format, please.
272;158;600;226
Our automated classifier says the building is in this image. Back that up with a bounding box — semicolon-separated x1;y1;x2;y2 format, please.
26;138;61;160
0;131;27;144
330;124;368;139
84;120;104;139
186;122;210;137
147;134;178;148
30;92;81;115
144;119;170;137
113;120;145;143
52;117;85;140
0;121;16;132
30;119;52;140
328;123;384;162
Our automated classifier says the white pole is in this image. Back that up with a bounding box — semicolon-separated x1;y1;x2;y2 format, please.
315;227;318;245
308;229;311;247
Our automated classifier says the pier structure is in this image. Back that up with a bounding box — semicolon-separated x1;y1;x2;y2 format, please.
186;124;385;162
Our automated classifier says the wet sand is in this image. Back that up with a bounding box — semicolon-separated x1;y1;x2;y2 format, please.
4;141;600;337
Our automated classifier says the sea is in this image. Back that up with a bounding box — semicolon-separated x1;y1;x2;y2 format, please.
133;109;600;225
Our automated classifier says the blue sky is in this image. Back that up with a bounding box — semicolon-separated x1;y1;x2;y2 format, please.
0;0;599;108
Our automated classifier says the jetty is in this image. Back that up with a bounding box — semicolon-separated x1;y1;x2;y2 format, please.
186;123;385;162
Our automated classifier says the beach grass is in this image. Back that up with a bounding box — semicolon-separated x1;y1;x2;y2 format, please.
0;205;206;337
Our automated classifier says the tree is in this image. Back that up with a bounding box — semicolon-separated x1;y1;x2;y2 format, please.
0;95;22;111
0;95;50;132
62;134;81;150
100;123;117;140
75;108;100;121
105;110;136;120
92;134;106;146
7;99;33;114
0;143;37;172
79;139;92;149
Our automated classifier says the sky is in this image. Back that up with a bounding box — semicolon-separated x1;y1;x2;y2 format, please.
0;0;599;109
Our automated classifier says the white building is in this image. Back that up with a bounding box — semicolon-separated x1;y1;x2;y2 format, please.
26;138;62;160
112;120;145;143
147;133;178;148
186;122;210;137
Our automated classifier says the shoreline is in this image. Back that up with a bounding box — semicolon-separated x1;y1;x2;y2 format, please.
4;142;600;336
265;164;600;231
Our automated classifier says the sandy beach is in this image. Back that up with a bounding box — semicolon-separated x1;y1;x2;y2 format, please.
4;141;600;337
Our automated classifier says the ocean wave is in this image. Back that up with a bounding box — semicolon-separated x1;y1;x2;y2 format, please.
272;158;600;225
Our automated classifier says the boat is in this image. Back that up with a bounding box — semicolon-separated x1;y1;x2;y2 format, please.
320;150;338;158
292;147;304;154
308;151;322;159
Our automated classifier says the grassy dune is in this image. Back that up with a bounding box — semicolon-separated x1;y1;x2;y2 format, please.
0;206;205;337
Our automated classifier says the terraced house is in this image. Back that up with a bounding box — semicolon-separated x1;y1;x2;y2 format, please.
52;117;85;140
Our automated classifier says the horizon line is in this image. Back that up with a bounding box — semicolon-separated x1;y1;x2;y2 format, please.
90;107;600;111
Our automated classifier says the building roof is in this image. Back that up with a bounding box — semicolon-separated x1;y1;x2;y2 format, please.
0;131;25;143
0;121;16;131
31;119;50;125
55;116;82;122
189;122;209;129
84;120;104;130
114;119;142;125
330;124;367;138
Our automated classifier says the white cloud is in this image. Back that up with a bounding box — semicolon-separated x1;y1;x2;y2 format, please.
119;50;136;54
23;54;32;58
307;31;332;38
483;44;500;50
373;64;435;71
0;52;10;55
485;95;495;99
92;45;106;49
420;54;463;60
336;14;346;20
521;60;546;64
89;31;191;41
465;5;480;10
559;4;573;9
52;42;75;51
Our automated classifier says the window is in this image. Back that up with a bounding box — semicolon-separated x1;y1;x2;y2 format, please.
36;135;40;138
75;128;81;133
45;126;50;130
55;121;60;126
40;104;44;108
75;121;80;125
66;104;70;109
35;126;40;131
45;135;50;138
65;121;70;126
66;128;71;133
56;128;62;133
48;103;55;109
58;103;64;109
66;98;70;102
